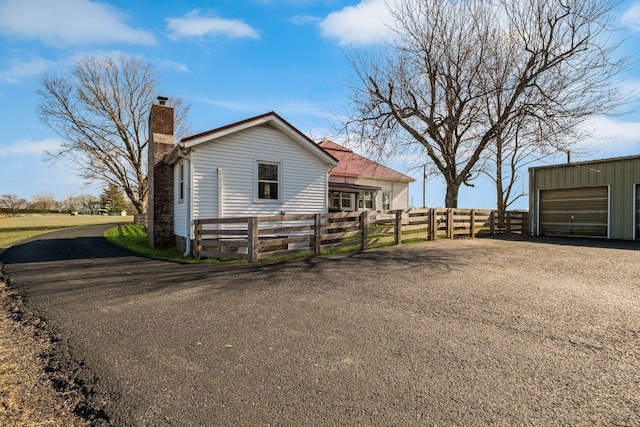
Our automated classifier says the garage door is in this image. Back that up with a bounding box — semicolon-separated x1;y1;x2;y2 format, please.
636;184;640;240
539;186;608;238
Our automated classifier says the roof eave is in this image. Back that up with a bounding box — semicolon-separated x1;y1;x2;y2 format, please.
329;171;415;183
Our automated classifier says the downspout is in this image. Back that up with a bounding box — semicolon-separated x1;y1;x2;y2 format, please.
178;149;192;257
217;168;223;218
529;168;536;236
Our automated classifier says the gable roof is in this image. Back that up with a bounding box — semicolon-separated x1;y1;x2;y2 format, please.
319;140;415;183
166;112;338;166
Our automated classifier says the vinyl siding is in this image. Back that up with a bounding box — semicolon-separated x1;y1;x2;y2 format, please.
173;159;189;238
191;125;330;221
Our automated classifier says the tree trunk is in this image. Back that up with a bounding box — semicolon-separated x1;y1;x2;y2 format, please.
495;140;506;228
444;180;460;208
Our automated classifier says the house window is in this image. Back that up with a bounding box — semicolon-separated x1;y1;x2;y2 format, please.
179;162;185;201
257;161;279;200
332;192;353;210
382;193;390;210
332;193;341;209
358;192;374;209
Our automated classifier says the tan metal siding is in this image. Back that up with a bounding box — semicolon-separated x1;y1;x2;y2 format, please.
636;184;640;240
530;156;640;240
540;187;608;237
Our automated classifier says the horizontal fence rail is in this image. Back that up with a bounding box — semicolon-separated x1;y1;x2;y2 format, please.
134;214;148;228
192;208;529;263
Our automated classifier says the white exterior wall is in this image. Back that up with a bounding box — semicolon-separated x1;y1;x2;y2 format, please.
173;159;189;238
358;178;409;210
330;176;410;210
189;125;330;226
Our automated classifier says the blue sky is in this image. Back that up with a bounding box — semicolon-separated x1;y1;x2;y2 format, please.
1;0;639;209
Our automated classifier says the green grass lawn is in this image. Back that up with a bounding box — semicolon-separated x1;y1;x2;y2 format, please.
0;214;438;263
0;214;133;253
105;223;198;262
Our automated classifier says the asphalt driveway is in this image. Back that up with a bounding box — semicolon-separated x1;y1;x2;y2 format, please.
2;225;639;426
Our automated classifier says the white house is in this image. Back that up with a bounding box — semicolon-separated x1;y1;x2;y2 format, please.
147;100;416;253
319;140;414;212
154;109;338;252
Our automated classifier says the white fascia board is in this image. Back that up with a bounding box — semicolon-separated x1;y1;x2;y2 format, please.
267;116;338;167
181;113;338;167
181;116;273;149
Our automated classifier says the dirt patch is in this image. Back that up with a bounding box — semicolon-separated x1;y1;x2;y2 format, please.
0;271;108;426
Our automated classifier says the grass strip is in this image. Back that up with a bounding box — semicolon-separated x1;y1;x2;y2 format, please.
105;224;198;262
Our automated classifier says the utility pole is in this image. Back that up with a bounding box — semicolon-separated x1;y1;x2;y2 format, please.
423;164;427;208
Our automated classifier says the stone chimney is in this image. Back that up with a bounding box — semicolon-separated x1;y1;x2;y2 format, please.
147;96;175;248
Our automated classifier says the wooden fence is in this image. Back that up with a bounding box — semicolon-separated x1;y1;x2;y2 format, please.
134;214;148;228
193;208;529;263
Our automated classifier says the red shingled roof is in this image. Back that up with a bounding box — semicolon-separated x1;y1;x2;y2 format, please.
319;140;415;182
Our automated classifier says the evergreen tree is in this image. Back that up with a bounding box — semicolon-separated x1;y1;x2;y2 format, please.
100;184;127;214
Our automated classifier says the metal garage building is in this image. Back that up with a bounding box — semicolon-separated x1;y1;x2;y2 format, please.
529;155;640;240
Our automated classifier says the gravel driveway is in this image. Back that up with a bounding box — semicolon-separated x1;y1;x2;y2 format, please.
2;226;639;426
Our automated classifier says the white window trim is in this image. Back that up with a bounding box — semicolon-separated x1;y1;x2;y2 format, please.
178;162;185;203
382;192;391;211
254;159;282;203
331;191;355;211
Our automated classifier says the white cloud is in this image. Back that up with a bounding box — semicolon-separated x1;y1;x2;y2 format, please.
319;0;393;45
621;1;640;31
167;10;260;40
0;56;52;84
579;115;640;154
0;138;62;157
291;15;319;26
195;96;332;120
0;0;156;47
154;59;189;73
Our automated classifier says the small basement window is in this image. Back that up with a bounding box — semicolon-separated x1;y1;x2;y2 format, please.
257;161;280;200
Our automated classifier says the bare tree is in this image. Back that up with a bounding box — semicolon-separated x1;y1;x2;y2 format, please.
37;54;190;215
77;194;101;215
481;0;627;221
31;192;57;215
342;0;627;208
0;194;27;216
61;194;80;213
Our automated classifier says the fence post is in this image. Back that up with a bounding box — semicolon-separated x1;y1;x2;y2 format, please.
506;211;512;234
447;209;454;239
248;217;258;263
429;208;436;240
395;210;403;245
314;213;322;255
470;209;476;238
490;210;495;234
194;220;202;259
361;211;369;250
